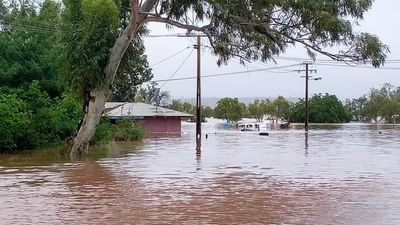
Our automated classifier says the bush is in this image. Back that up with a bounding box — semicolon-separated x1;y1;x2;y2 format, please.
0;84;83;151
91;119;144;144
90;119;117;144
0;94;30;151
113;120;144;142
30;93;82;147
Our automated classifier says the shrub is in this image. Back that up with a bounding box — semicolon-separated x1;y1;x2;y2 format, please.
113;120;144;142
0;94;30;151
91;119;144;144
90;119;117;144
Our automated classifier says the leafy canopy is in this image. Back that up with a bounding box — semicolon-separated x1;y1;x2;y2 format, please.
149;0;388;66
215;97;246;123
290;93;351;123
59;0;120;92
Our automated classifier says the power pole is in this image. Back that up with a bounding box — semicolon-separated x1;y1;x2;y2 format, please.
195;35;201;154
305;63;309;132
296;63;317;132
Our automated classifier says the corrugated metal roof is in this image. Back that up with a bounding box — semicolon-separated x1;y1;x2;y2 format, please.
104;102;193;118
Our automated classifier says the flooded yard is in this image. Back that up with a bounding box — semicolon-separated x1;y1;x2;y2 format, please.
1;121;400;224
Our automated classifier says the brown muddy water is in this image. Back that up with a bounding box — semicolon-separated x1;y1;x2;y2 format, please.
1;121;400;225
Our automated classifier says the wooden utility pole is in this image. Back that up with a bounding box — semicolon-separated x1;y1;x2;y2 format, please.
296;63;317;132
195;35;201;154
305;63;309;131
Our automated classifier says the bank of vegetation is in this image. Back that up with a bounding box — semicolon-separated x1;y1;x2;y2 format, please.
169;84;400;125
0;0;149;152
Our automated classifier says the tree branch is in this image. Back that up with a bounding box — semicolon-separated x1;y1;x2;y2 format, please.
143;15;212;32
140;0;158;12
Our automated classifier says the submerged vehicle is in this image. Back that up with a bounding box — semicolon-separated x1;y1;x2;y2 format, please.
237;120;292;131
237;122;268;131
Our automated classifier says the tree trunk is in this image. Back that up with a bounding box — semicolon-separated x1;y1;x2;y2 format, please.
68;0;161;156
70;85;110;157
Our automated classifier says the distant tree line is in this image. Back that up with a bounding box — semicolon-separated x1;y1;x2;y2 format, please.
346;83;400;124
169;84;400;125
169;94;347;124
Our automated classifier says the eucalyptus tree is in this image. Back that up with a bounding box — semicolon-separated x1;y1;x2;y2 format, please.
60;0;389;155
248;100;263;121
364;84;400;123
272;96;291;120
215;97;245;123
345;96;368;122
248;99;269;121
134;82;170;106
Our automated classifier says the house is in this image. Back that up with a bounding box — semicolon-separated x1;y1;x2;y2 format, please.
104;102;192;136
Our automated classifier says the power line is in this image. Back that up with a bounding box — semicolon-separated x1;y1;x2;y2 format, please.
151;63;301;83
4;15;57;26
313;63;400;71
159;48;195;88
1;22;55;35
150;46;191;67
276;56;400;65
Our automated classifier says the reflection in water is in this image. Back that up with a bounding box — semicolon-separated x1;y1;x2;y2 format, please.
304;131;309;156
1;122;400;224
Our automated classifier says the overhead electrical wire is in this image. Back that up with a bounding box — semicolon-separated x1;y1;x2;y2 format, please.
312;63;400;71
1;22;55;35
159;48;195;88
150;46;191;67
4;15;57;26
275;56;400;65
151;63;302;83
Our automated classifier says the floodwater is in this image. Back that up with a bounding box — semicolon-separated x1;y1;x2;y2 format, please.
1;120;400;225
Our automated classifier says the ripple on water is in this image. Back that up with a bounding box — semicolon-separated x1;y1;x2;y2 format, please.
0;122;400;224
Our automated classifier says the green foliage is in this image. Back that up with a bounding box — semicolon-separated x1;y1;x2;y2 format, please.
17;81;52;114
345;96;368;122
0;94;30;151
309;94;351;123
290;94;351;123
111;37;153;102
0;0;61;97
362;83;400;123
135;82;170;106
0;86;82;151
111;0;153;102
29;93;82;147
0;0;85;151
90;119;117;144
113;120;145;142
289;99;305;123
91;119;144;144
247;97;291;121
169;100;185;111
153;0;388;66
248;99;268;121
169;100;194;114
169;100;213;120
202;106;214;118
215;97;246;123
59;0;119;92
271;96;291;120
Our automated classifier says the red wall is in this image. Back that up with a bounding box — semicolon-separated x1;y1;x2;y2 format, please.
143;117;182;135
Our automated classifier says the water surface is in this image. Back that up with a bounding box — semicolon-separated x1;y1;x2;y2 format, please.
1;121;399;224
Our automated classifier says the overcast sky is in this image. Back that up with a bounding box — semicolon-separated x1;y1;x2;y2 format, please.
143;0;400;100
